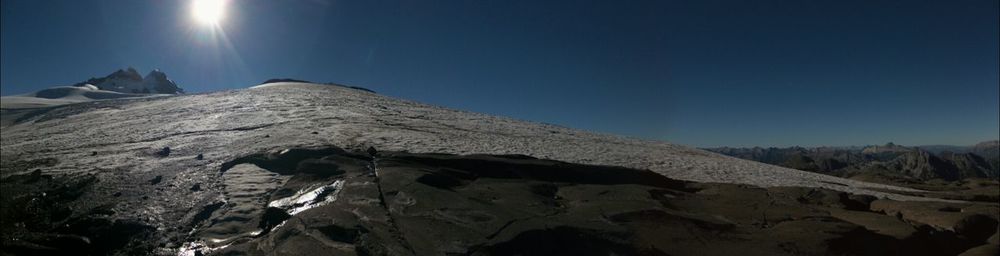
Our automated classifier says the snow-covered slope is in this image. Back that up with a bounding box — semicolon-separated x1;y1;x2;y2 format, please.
1;82;926;200
0;84;154;109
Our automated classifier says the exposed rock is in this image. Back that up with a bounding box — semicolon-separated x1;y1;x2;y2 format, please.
971;140;999;158
828;208;919;240
881;150;990;180
142;69;182;94
261;78;312;84
953;214;999;242
156;147;170;157
781;154;820;172
257;207;291;235
75;68;184;94
958;244;999;256
708;143;998;181
2;145;996;255
862;142;914;155
203;148;997;255
149;175;162;185
870;199;999;240
941;152;996;179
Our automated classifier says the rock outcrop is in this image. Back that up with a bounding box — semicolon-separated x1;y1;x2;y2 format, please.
74;68;183;94
5;146;996;255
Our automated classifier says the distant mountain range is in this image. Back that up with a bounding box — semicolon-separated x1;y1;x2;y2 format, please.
1;68;183;109
705;141;1000;181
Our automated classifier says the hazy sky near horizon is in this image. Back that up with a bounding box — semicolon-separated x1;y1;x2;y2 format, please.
2;0;998;147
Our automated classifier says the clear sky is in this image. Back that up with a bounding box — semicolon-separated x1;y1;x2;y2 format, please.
2;0;998;147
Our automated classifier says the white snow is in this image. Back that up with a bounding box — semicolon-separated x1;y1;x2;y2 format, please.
1;85;160;109
1;82;935;201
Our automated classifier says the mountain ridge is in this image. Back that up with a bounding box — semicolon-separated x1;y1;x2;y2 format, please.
73;67;184;94
705;141;1000;181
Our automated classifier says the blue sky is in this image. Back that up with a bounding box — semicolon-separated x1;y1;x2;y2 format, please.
2;0;998;147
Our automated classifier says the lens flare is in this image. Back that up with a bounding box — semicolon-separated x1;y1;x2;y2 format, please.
192;0;226;26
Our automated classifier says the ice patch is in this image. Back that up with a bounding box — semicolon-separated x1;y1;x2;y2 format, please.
177;241;230;256
268;180;346;215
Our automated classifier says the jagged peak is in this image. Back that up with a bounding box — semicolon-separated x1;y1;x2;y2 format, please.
108;67;143;81
75;67;184;94
144;69;168;79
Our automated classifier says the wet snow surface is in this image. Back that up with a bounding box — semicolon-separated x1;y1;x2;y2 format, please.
3;82;971;255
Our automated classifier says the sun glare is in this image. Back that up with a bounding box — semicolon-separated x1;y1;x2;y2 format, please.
192;0;226;26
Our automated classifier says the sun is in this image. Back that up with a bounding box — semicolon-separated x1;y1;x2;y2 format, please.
191;0;227;26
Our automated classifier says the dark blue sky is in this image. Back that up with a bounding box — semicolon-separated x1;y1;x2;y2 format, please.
2;0;998;147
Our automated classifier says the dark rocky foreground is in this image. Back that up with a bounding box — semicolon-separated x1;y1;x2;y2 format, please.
2;147;998;255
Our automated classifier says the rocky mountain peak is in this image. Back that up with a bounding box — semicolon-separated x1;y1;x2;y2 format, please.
143;69;183;94
973;140;999;156
887;150;997;180
108;67;143;81
76;68;184;94
861;142;913;155
974;140;999;147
